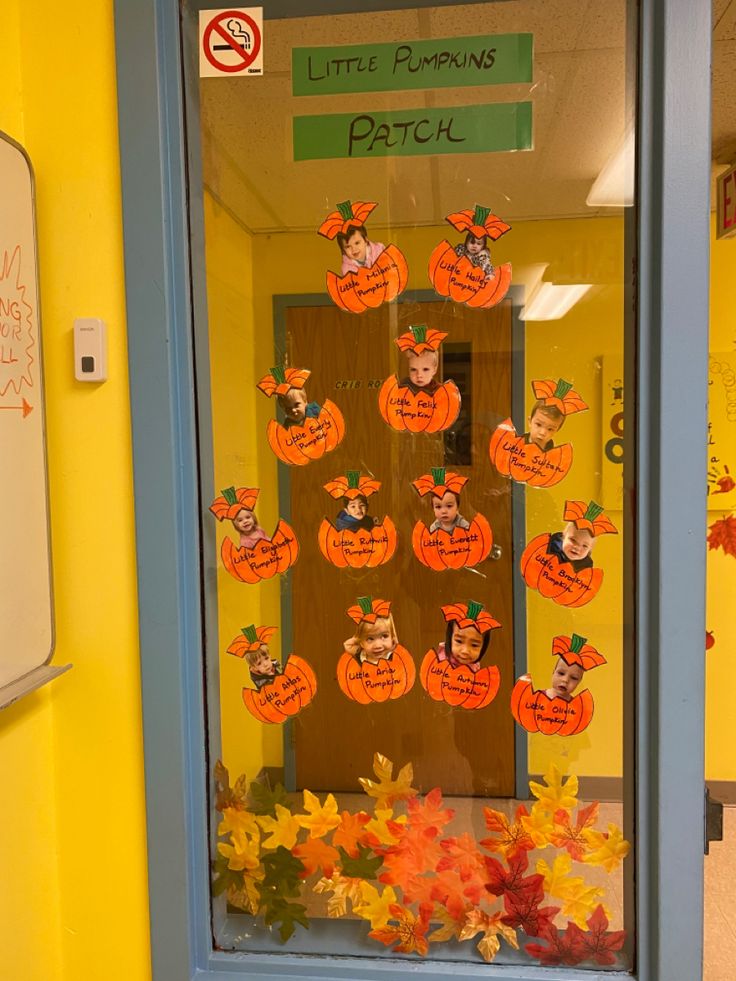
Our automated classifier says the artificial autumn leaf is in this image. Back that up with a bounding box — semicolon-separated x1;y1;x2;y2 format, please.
480;805;534;859
707;514;736;557
564;903;627;966
502;884;560;938
521;804;556;848
581;824;631;872
536;853;575;898
217;827;261;873
260;845;305;899
218;806;260;843
406;787;455;834
353;882;398;929
246;779;292;817
529;764;579;815
313;873;363;918
332;810;371;857
363;806;406;846
369;903;430;956
295;789;341;838
292;837;340;879
549;802;600;861
262;896;310;942
339;844;383;880
359;753;418;807
214;759;249;812
560;880;606;927
212;853;250;900
459;909;520;963
256;804;301;850
525;921;587;967
427;905;463;943
227;875;262;915
379;827;444;891
484;849;540;900
429;868;476;921
437;832;485;881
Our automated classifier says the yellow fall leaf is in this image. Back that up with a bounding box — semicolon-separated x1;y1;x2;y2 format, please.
459;909;519;957
582;824;631;872
477;935;501;963
256;804;301;850
560;880;606;927
521;805;555;848
295;789;341;838
529;764;579;814
218;806;259;842
536;853;575;897
217;827;261;872
365;805;406;845
353;882;398;930
359;753;418;806
227;870;263;914
427;907;462;943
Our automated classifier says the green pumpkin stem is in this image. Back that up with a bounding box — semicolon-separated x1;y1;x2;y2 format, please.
337;200;354;221
410;325;428;345
431;467;447;487
242;625;258;644
553;379;573;400
466;600;484;621
473;204;491;227
221;486;238;506
357;596;373;615
346;470;361;489
270;365;287;386
569;633;587;654
584;501;605;523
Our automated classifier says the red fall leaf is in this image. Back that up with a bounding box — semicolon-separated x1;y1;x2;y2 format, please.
707;514;736;558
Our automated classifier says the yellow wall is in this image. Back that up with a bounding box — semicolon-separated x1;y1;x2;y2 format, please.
0;3;150;980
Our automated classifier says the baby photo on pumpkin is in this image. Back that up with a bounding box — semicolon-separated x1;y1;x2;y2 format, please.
336;598;416;704
411;468;493;571
317;199;408;314
489;378;588;488
520;500;617;607
318;471;397;569
378;326;461;434
428;203;512;309
256;365;345;466
419;601;501;710
510;634;606;736
209;486;299;585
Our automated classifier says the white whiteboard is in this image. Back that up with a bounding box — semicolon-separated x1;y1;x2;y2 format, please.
0;131;56;699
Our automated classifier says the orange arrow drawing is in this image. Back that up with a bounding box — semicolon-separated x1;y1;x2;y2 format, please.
0;398;32;417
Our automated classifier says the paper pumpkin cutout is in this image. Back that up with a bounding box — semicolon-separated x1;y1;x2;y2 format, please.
242;654;317;724
378;327;461;433
419;601;501;709
520;501;617;607
428;204;512;308
411;468;493;570
337;597;415;703
489;379;588;487
318;471;397;568
510;633;606;736
257;365;345;466
318;200;408;313
210;486;299;584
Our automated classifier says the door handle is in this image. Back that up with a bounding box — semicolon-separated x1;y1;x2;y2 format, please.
490;544;502;560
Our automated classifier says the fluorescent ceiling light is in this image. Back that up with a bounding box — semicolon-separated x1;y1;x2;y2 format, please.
520;282;592;321
587;129;635;207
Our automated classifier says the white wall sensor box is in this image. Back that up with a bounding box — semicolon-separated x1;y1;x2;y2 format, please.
73;318;107;382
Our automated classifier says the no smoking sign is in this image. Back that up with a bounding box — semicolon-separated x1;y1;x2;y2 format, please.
199;8;263;77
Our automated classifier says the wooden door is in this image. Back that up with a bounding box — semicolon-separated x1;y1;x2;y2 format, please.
284;298;516;796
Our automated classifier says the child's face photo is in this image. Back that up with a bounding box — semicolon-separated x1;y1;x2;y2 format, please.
561;523;595;562
251;649;276;677
343;229;368;264
466;234;486;256
451;624;484;665
280;388;308;425
432;491;459;529
345;498;367;520
361;619;395;660
528;408;562;449
549;658;583;700
233;508;256;533
408;352;438;389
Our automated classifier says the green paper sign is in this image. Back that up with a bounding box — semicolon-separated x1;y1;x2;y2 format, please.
292;34;533;96
293;102;532;161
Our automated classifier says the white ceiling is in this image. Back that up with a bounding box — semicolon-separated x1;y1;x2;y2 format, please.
195;0;735;234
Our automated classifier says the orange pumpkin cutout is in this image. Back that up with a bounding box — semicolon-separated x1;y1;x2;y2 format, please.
520;501;617;607
378;326;461;433
337;597;415;703
257;365;345;466
419;601;501;709
510;633;606;736
318;471;397;568
428;204;512;308
242;654;317;724
489;379;588;488
210;486;299;584
318;200;408;314
411;468;493;570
